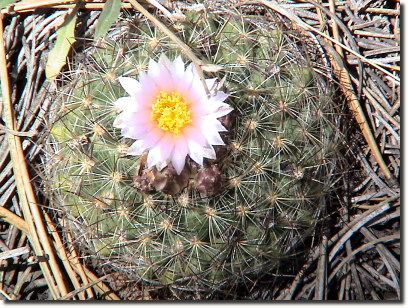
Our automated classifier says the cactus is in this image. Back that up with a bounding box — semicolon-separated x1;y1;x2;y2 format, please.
44;5;343;296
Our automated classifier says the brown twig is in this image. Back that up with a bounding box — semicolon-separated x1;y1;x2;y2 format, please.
2;0;78;14
84;267;121;300
65;232;95;299
0;123;37;137
58;274;111;300
327;233;400;283
42;210;86;300
0;12;68;299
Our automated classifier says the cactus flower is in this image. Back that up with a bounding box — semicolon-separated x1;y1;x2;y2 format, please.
113;55;232;174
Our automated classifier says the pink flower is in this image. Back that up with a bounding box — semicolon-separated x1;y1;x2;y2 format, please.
113;55;232;174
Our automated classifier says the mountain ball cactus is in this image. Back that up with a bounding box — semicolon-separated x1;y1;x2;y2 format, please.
44;6;344;294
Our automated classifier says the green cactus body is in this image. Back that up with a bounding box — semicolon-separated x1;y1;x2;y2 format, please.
45;6;343;294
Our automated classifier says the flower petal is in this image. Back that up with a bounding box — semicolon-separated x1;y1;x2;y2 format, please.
161;133;176;160
205;92;230;115
119;77;141;97
148;58;160;77
146;146;162;168
183;125;206;146
173;56;185;76
202;145;216;160
172;155;186;175
113;113;126;128
201;123;225;146
188;97;208;120
152;74;174;93
147;133;174;168
207;103;234;118
134;82;158;109
189;72;207;98
121;123;151;139
211;103;233;118
187;140;204;165
146;58;174;93
127;140;145;155
142;127;165;149
206;78;217;91
211;91;229;103
138;71;159;97
114;110;152;129
113;97;138;112
205;117;227;132
171;135;188;174
158;54;173;71
156;160;168;171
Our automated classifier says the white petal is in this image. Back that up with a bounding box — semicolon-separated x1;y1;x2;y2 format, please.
113;97;137;112
186;62;199;79
113;113;126;128
114;110;151;129
211;104;233;118
212;91;229;102
146;134;174;168
121;125;149;139
119;77;141;96
171;135;188;174
183;125;207;146
187;141;204;165
206;78;217;91
138;70;148;84
147;146;164;168
201;125;225;146
156;160;168;171
141;127;165;149
158;54;173;71
173;56;185;75
190;74;208;98
204;103;233;119
171;153;187;175
202;145;216;160
148;58;160;77
151;71;174;93
203;91;231;116
211;119;228;132
127;140;146;155
177;64;195;92
172;73;194;96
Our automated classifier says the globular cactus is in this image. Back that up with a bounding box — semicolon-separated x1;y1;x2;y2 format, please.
44;4;343;296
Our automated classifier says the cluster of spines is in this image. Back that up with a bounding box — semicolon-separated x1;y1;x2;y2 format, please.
45;7;342;293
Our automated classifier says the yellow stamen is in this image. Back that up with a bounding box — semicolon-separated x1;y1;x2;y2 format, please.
151;91;192;134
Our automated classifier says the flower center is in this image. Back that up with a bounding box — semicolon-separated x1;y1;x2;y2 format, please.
151;91;192;134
